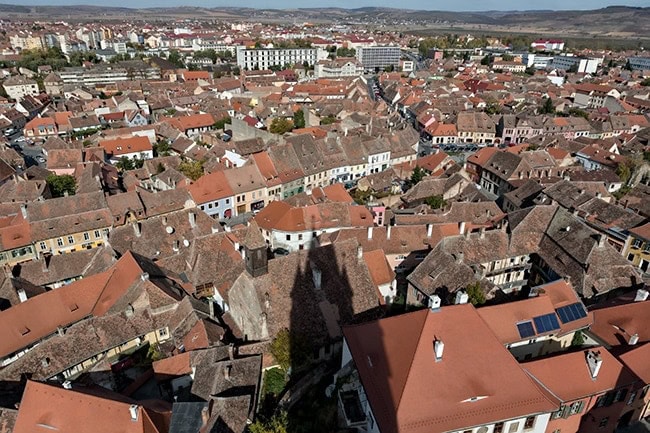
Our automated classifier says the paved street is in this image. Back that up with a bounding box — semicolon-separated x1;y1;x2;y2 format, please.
6;131;47;170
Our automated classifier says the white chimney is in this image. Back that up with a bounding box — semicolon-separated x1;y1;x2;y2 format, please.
224;364;232;380
173;240;180;251
20;204;27;219
129;405;139;421
479;227;486;239
427;224;433;238
455;290;469;305
189;211;197;228
628;334;639;346
17;288;27;303
429;294;441;311
459;221;466;235
311;265;322;290
634;289;649;302
367;226;373;240
62;380;72;389
386;225;392;240
201;406;210;427
133;222;142;237
140;272;149;281
357;245;363;260
434;339;444;362
586;350;603;380
597;234;606;248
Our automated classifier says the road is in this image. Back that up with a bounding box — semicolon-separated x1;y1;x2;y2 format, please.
5;130;47;170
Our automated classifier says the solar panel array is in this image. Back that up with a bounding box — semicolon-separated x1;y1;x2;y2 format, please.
555;302;588;324
516;321;536;339
533;313;561;334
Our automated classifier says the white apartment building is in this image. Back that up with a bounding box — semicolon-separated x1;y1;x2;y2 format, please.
551;55;603;74
236;47;326;70
315;58;364;78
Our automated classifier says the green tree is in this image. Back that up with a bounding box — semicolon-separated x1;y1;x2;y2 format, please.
153;140;170;157
480;55;490;65
425;195;447;209
466;282;486;306
292;110;305;129
641;78;650;87
269;117;293;134
167;50;184;68
319;115;337;125
178;159;204;181
501;54;514;61
46;174;76;197
336;47;356;57
539;97;554;114
270;329;292;371
616;161;632;184
249;412;288;433
411;166;425;185
571;330;585;347
115;157;135;171
213;116;231;130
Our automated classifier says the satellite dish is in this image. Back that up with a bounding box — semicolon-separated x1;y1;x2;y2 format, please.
166;226;174;234
183;239;190;247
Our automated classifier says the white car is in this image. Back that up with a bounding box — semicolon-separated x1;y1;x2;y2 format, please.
36;156;46;163
15;136;25;142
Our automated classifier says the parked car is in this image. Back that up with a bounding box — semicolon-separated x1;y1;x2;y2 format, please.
272;248;290;257
36;156;46;163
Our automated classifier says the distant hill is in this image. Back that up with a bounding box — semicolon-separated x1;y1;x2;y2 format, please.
0;4;648;38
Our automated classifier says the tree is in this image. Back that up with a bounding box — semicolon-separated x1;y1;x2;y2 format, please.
153;140;170;157
425;195;447;209
213;116;231;130
480;55;490;66
466;282;486;306
320;115;337;125
167;50;184;68
616;161;632;184
115;157;135;171
571;330;585;347
178;159;204;181
641;78;650;87
269;117;293;134
270;329;292;371
539;97;554;114
501;54;514;61
46;174;76;198
249;412;288;433
410;166;425;185
292;110;305;129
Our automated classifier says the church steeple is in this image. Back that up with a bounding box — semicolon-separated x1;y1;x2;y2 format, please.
243;220;268;278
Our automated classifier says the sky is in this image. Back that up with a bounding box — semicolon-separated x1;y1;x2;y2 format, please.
11;0;650;10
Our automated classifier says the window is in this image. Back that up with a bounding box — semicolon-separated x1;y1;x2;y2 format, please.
158;327;168;337
83;232;90;241
298;234;303;240
599;417;609;428
67;235;74;244
494;422;504;433
286;234;291;241
208;203;213;209
614;389;628;403
633;239;642;248
627;392;637;406
569;401;584;415
94;230;100;238
508;423;519;433
523;416;535;430
39;242;46;250
57;238;64;247
226;199;230;204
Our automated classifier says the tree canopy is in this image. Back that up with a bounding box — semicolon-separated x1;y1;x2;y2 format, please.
178;159;204;181
466;282;486;306
46;174;76;198
425;195;447;209
292;110;305;129
269;117;293;134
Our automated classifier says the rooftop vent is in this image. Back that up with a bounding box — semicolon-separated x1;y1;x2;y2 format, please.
433;339;444;362
586;350;602;380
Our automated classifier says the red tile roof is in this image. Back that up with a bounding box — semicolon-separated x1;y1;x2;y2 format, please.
343;304;559;433
100;136;153;156
186;170;234;204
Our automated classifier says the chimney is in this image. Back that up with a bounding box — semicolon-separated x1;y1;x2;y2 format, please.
634;289;649;302
41;257;49;273
386;225;392;240
628;333;639;346
586;350;603;380
454;252;464;264
62;380;72;390
429;294;441;311
228;343;235;361
455;290;469;304
57;326;65;337
20;204;27;219
133;222;142;237
162;216;168;225
597;234;606;248
173;240;180;251
357;245;363;260
201;406;210;427
189;211;197;228
367;226;373;240
596;192;602;199
311;264;322;290
501;219;509;232
129;405;139;422
141;272;149;281
459;221;466;235
479;227;486;239
224;364;232;380
211;225;219;234
433;339;444;362
17;288;27;303
426;224;433;238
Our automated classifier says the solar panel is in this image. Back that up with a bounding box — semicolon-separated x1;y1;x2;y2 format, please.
556;302;588;324
533;313;561;334
517;321;536;339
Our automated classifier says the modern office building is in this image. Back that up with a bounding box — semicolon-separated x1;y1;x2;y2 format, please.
356;46;401;71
